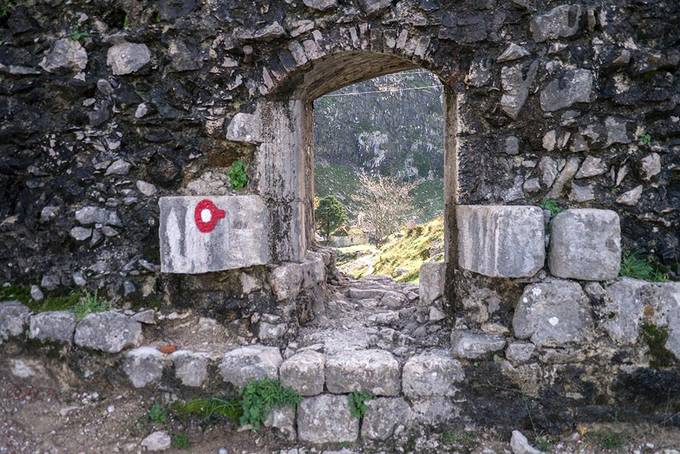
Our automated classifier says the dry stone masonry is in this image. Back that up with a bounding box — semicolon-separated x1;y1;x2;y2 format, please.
1;0;679;449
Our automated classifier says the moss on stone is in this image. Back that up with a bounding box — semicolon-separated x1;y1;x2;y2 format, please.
641;323;674;368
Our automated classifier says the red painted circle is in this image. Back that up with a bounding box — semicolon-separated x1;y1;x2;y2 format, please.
194;199;226;233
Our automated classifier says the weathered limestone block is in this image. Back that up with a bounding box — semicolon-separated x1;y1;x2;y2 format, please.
540;69;593;112
301;252;325;288
450;330;506;359
419;262;445;305
170;350;210;387
505;342;536;364
122;347;165;388
548;209;621;280
298;394;359;443
106;42;151;75
361;397;412;441
303;0;337;12
74;311;143;353
603;278;648;344
280;350;325;396
457;205;545;278
219;345;282;389
40;38;87;73
530;5;583;42
411;398;458;425
511;430;544;454
500;61;539;119
226;111;262;143
159;196;270;274
264;406;296;441
29;311;76;344
513;280;593;347
325;349;400;396
270;262;303;301
0;301;30;343
402;351;464;398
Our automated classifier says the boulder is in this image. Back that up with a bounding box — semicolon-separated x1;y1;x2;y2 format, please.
530;5;582;42
548;209;621;280
141;431;171;452
297;394;359;443
0;301;30;343
279;350;325;396
402;351;464;398
540;69;593;112
264;406;296;441
219;345;282;389
226;111;263;144
29;311;76;344
74;312;143;353
325;349;400;396
361;397;412;440
450;330;506;359
40;38;87;73
270;263;303;301
122;347;165;388
419;262;445;305
170;350;210;387
457;205;545;278
513;280;593;347
106;42;151;75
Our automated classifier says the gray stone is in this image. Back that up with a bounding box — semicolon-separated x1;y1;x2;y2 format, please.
264;406;296;441
70;226;92;241
361;397;412;441
616;185;643;206
170;350;209;387
505;342;535;364
0;301;30;343
604;117;630;147
106;42;151;75
159;0;197;20
457;205;545;278
411;398;458;425
539;156;559;187
402;351;464;398
542;130;557;151
40;38;88;73
75;206;121;226
568;183;594;202
105;159;131;176
168;40;202;72
530;5;582;42
465;56;492;87
301;252;325;288
575;156;607;179
280;350;325;396
640;153;661;180
429;306;446;322
326;349;400;396
303;0;337;11
603;278;648;344
226;111;263;144
523;178;541;193
497;43;530;63
513;280;593;347
41;274;60;290
358;0;391;16
450;330;506;359
666;297;680;360
548;209;621;280
419;262;445;305
135;103;149;119
297;394;359;444
122;347;165;388
40;206;59;223
540;69;593;112
74;311;143;353
270;263;303;301
30;285;44;301
29;311;76;344
158;196;270;274
546;156;580;198
505;135;520;155
219;345;282;389
501;60;539;119
132;309;156;325
511;430;544;454
141;431;171;452
258;322;287;341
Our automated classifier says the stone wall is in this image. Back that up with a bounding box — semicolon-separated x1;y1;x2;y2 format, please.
1;0;678;300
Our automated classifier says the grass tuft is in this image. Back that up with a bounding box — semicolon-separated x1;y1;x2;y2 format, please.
171;433;190;449
348;391;374;419
620;251;668;282
73;290;112;320
584;429;627;450
171;397;242;424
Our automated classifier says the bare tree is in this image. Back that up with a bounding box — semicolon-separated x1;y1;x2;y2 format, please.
353;174;417;244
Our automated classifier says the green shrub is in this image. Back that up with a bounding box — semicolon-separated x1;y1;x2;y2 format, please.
228;159;248;190
620;251;668;282
171;433;190;449
73;290;112;320
315;195;348;241
147;402;168;424
348;391;374;418
239;379;301;429
540;199;562;217
171;397;242;424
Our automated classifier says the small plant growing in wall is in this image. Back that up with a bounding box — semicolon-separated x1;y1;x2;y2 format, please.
68;30;90;42
639;132;652;146
0;0;14;18
228;159;248;190
73;290;112;320
239;379;301;429
620;251;668;282
540;199;562;217
348;390;374;418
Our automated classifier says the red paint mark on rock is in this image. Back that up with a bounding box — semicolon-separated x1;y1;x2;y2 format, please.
194;199;226;233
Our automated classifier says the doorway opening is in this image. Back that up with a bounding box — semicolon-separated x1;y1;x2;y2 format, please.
311;69;445;284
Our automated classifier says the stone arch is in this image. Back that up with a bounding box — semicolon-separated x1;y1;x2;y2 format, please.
252;43;460;276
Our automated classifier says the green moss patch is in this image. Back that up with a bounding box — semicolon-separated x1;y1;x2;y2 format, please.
641;323;674;368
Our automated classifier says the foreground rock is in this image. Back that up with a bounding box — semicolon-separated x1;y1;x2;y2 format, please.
170;350;210;387
297;394;359;443
325;349;400;396
279;350;325;396
419;262;445;305
40;38;88;73
141;431;171;451
219;345;282;388
29;311;76;344
74;311;143;353
0;302;31;343
122;347;165;388
361;397;412;440
511;430;544;454
106;42;151;75
451;330;506;359
402;351;464;398
513;280;593;347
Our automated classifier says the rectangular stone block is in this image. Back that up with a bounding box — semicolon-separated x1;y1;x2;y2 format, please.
456;205;545;278
159;195;270;274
